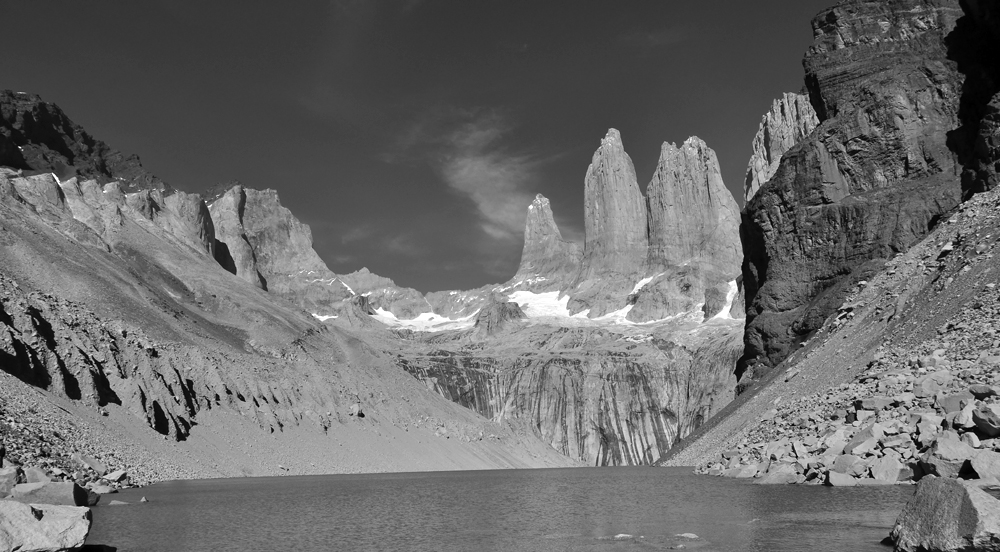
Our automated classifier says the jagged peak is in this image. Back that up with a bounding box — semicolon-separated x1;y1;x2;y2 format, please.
600;128;623;149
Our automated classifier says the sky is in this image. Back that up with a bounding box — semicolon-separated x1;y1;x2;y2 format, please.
0;0;834;293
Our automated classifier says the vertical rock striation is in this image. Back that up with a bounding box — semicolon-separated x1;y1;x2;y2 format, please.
630;138;742;322
568;129;648;317
646;137;741;273
741;0;965;377
744;93;820;202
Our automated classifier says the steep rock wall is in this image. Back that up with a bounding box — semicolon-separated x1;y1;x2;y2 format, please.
741;0;965;376
397;324;742;466
744;93;820;202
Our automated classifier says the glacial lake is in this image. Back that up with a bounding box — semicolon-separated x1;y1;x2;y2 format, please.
87;467;913;551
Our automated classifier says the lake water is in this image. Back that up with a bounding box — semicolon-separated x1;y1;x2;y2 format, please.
87;467;913;551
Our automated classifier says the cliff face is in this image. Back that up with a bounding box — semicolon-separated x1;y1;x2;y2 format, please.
741;0;965;376
208;184;266;289
0;91;164;191
744;93;820;202
568;130;650;317
397;322;742;466
513;194;581;287
949;0;1000;196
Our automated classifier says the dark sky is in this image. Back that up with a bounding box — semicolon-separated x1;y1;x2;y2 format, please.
0;0;833;292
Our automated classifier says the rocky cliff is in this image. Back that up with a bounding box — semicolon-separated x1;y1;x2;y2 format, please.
512;194;581;288
743;93;819;202
632;138;743;322
0;91;164;191
741;0;966;378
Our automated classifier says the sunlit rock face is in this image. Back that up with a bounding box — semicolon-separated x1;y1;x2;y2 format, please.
744;93;819;203
513;194;581;289
208;184;266;289
741;0;965;377
567;129;650;317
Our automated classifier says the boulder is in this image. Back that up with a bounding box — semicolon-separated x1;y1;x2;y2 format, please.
970;384;998;400
102;469;127;483
845;423;884;455
826;471;857;487
921;438;977;479
0;466;22;496
71;453;107;476
938;392;976;414
974;405;1000;437
972;450;1000;481
23;466;50;484
889;478;1000;552
872;456;905;483
10;482;98;507
857;397;894;412
756;463;804;485
0;500;91;552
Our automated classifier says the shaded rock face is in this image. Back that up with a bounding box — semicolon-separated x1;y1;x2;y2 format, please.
398;324;742;466
744;93;820;202
948;0;1000;197
741;0;965;375
513;194;581;286
0;90;164;191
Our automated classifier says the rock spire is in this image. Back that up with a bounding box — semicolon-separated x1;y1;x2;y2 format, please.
744;93;819;202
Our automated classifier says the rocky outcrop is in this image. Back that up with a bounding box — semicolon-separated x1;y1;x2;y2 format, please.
889;478;1000;552
0;90;164;191
569;129;648;317
0;500;91;552
741;0;965;376
630;138;742;322
207;184;265;288
513;194;581;287
743;93;819;202
473;294;525;336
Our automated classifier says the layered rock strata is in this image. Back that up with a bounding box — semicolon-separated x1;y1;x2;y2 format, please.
741;0;965;377
743;93;819;202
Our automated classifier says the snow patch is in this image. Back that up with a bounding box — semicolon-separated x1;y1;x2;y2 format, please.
711;280;739;320
337;278;356;295
507;290;574;318
630;273;662;295
312;313;338;321
371;308;478;332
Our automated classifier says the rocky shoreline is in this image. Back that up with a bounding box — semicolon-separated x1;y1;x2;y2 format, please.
697;291;1000;487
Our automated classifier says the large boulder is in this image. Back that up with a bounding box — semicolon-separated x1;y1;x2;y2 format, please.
0;500;91;552
0;466;22;496
9;482;98;507
889;478;1000;551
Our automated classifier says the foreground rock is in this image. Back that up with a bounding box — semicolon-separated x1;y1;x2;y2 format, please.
0;500;91;552
9;482;99;507
889;478;1000;552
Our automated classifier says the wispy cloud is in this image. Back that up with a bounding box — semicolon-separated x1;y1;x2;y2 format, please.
439;112;536;240
388;108;542;242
